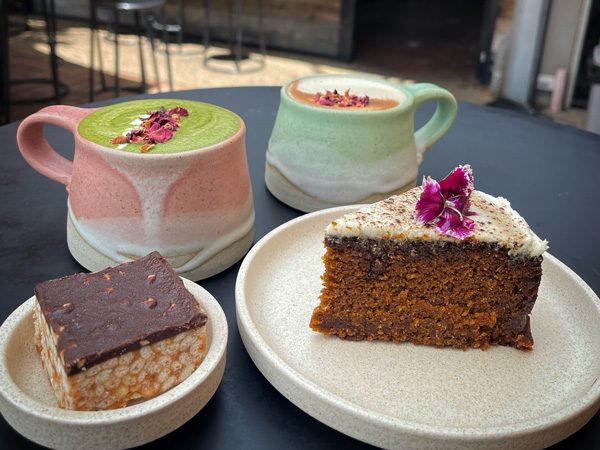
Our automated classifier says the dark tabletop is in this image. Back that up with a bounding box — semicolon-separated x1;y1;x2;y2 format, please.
1;86;599;449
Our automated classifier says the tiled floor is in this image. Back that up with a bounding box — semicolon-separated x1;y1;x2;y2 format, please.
5;14;588;130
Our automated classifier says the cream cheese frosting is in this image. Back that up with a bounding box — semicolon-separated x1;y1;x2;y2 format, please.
325;187;548;258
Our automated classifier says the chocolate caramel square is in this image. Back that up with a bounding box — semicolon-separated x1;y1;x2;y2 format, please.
33;251;208;410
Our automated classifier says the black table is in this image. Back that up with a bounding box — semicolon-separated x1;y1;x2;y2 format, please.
1;87;599;449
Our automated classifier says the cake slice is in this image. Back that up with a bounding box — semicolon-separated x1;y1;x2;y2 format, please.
310;166;548;350
33;251;208;410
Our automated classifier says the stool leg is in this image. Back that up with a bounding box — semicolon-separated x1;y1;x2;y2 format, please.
135;11;146;92
203;0;211;65
89;2;107;100
44;0;62;104
177;0;184;49
114;9;120;97
257;0;266;59
234;0;242;72
89;2;96;102
146;13;160;92
162;6;173;91
97;19;107;90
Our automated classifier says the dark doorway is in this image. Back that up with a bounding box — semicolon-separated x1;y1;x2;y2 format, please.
352;0;487;81
572;0;600;108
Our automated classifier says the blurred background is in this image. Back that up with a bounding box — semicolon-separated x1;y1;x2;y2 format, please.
2;0;600;132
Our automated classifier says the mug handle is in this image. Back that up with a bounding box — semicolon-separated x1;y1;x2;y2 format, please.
405;83;457;164
17;105;97;191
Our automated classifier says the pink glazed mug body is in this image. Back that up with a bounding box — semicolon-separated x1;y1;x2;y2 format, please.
17;102;255;281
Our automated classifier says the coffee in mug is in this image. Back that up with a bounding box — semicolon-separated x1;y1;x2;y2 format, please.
266;74;457;213
288;77;403;111
17;99;255;281
78;99;242;153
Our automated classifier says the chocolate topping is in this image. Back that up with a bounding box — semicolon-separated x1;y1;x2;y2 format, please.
34;251;208;375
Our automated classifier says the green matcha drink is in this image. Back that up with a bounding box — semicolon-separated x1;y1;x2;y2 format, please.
78;99;241;154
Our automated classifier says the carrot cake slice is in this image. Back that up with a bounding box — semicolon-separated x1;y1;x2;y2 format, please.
310;165;548;350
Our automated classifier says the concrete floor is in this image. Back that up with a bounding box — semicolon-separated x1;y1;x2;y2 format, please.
6;15;588;130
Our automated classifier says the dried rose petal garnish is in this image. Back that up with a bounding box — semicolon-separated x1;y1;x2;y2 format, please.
415;165;476;239
110;106;188;151
313;89;369;107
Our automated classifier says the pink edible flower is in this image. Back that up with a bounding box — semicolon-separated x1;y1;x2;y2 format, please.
415;165;476;239
315;97;334;106
313;89;370;107
169;106;189;116
110;105;188;152
147;126;173;143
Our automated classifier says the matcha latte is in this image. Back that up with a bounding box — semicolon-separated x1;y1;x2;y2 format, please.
78;99;241;154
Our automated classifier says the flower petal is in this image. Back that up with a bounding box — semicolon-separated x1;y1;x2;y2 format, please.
147;122;161;132
169;107;188;116
414;165;477;238
439;164;474;197
415;176;444;223
312;88;370;107
436;212;475;240
110;105;187;151
110;135;128;144
147;126;173;143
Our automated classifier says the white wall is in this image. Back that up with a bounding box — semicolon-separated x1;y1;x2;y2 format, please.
501;0;550;105
537;0;591;107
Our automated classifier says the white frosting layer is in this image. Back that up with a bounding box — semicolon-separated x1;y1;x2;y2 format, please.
326;188;548;257
294;75;407;104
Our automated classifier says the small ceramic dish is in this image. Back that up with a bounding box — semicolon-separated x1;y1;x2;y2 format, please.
0;279;227;450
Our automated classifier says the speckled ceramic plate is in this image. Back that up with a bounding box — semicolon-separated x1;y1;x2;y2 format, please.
236;206;600;450
0;279;228;450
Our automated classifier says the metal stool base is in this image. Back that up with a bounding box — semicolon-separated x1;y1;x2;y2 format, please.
203;0;266;74
89;0;173;102
4;0;68;121
204;49;265;74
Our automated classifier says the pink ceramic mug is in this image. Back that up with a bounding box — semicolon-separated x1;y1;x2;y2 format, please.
17;99;255;281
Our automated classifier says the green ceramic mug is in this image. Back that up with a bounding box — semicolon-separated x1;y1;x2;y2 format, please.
265;73;458;212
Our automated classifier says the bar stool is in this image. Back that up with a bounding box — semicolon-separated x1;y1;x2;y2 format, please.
150;0;184;51
203;0;266;73
4;0;69;124
149;0;203;57
89;0;173;102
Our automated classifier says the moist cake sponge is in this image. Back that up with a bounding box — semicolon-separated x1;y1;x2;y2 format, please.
310;188;548;350
33;251;208;410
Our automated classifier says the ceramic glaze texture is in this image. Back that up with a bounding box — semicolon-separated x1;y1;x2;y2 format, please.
68;120;254;272
17;101;255;280
268;76;415;204
265;74;457;212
